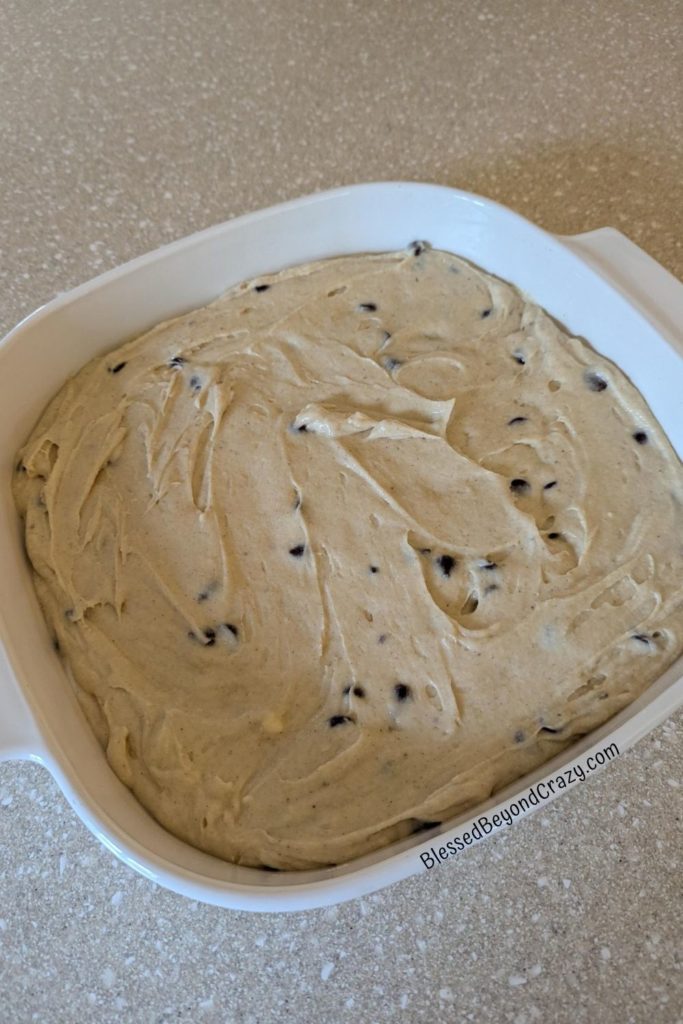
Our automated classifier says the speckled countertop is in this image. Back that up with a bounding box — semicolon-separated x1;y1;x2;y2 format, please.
1;1;681;1021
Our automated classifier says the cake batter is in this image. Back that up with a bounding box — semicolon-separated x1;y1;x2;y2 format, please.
13;245;683;868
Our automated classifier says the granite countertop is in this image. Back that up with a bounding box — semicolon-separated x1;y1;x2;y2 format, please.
1;1;681;1021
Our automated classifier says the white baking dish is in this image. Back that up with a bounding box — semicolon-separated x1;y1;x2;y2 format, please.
1;183;682;912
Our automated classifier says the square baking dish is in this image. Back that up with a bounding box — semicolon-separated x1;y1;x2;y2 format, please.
1;182;682;911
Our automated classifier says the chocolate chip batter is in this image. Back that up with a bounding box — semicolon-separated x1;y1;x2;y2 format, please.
13;245;683;869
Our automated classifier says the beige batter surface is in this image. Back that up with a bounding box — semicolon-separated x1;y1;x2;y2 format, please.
13;246;683;869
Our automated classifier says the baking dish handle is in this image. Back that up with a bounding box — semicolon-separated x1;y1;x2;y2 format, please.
560;227;683;347
0;644;44;762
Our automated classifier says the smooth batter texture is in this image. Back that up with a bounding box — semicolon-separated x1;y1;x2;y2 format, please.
13;245;683;869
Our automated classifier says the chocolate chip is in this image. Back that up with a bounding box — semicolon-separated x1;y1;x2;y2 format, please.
109;361;127;374
632;633;651;645
543;480;557;490
353;686;366;698
508;416;527;425
510;478;530;493
253;283;270;292
633;431;648;445
394;683;411;701
514;729;525;743
224;623;239;638
409;240;430;256
412;820;442;834
188;628;216;646
329;715;353;727
369;565;380;574
585;371;608;392
481;308;492;318
547;532;561;540
437;554;456;577
358;302;377;312
512;352;526;365
189;375;202;392
289;544;305;557
295;422;309;433
169;355;185;368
